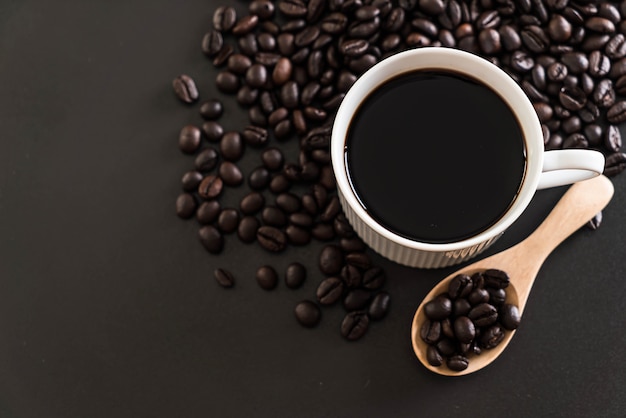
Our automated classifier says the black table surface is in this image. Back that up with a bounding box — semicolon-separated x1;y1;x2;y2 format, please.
1;1;625;417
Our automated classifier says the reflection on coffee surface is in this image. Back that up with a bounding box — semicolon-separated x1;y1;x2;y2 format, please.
346;70;526;243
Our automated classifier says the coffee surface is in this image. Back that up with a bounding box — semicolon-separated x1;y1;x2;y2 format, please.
346;71;526;243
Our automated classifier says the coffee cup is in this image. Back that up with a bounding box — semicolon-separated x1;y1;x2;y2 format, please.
331;48;605;269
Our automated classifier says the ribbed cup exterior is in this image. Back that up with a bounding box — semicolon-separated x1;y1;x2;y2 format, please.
337;189;503;269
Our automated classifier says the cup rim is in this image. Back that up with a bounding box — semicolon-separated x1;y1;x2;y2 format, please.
330;48;544;252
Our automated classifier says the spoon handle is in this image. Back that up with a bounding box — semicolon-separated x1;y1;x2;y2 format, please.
513;175;614;305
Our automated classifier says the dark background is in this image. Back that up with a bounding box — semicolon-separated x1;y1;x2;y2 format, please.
1;1;625;417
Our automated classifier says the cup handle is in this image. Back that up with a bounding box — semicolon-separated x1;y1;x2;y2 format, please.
538;149;605;190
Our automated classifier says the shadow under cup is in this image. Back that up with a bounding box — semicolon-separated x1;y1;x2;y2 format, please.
332;49;545;268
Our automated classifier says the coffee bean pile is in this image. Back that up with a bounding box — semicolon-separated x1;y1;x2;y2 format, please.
173;0;626;340
420;269;520;372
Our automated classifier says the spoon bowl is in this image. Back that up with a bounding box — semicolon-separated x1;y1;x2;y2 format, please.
411;175;614;376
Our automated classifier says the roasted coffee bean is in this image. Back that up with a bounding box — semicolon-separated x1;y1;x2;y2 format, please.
202;121;224;142
216;71;239;93
607;101;626;123
269;173;291;193
547;62;568;81
248;166;271;190
420;319;441;344
361;266;385;290
605;125;622;152
480;324;505;349
606;34;626;59
199;225;223;253
344;289;371;311
321;12;348;34
232;15;259;36
548;14;571;42
468;303;498;327
368;291;390;320
240;126;267;147
521;26;548;53
320;196;340;222
561;52;589;74
341;311;369;341
478;28;501;54
559;86;587;110
279;0;308;17
562;116;581;134
604;152;626;176
447;355;469;371
201;30;224;57
448;274;473;299
593;79;616;108
339;39;369;57
487;287;506;305
500;304;521;330
344;252;370;270
589;51;611;78
319;244;343;275
317;276;345;305
510;50;534;73
199;99;224;120
533;102;553;123
341;264;362;288
173;74;199;103
214;268;235;288
238;216;260;243
483;269;510;289
220;131;244;161
280;81;299;108
294;25;321;47
213;6;237;32
276;192;301;213
468;288;490;305
245;64;268;89
262;205;287;226
198;174;223;199
219;162;243;186
261;148;284;171
584;124;603;145
348;17;380;38
453;316;475;344
175;193;196;219
285;262;306;289
286;225;310;245
181;170;203;192
178;125;201;154
217;208;239;233
499;25;521;51
256;265;279;290
257;33;276;51
424;295;452;320
268;107;289;126
294;300;321;327
340;237;366;253
250;0;275;19
272;58;292;85
453;298;471;317
196;200;221;224
212;44;234;67
586;17;615;34
289;212;313;228
240;192;265;215
426;345;443;367
257;226;287;251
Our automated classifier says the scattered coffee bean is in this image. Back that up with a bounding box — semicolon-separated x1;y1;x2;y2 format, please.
257;225;287;252
199;225;223;254
341;311;369;341
294;300;321;327
214;268;235;288
173;74;199;103
175;193;196;219
368;291;390;320
256;265;279;290
198;175;223;199
285;262;306;289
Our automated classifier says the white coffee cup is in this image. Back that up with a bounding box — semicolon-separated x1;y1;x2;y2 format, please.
331;48;605;269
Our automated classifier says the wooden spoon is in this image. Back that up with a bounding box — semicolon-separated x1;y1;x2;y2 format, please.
411;175;614;376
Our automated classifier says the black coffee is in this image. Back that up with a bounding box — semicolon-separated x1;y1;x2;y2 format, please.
346;70;526;244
